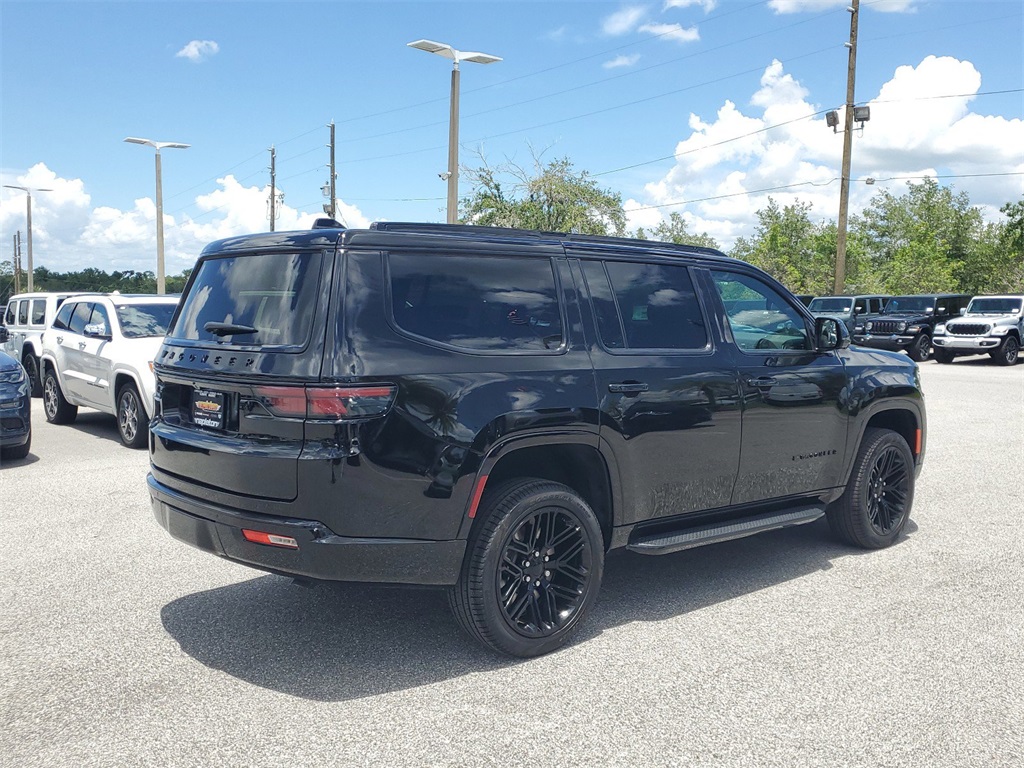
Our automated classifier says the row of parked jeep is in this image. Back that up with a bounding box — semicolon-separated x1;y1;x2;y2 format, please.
796;292;1023;366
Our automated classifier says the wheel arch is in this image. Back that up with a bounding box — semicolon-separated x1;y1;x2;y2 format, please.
459;437;616;551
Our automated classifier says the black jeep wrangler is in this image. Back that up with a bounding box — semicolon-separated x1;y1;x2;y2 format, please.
854;293;971;362
149;222;926;657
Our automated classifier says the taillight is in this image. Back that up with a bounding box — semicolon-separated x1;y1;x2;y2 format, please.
252;384;396;420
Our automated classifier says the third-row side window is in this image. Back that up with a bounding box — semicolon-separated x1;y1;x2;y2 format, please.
580;260;708;351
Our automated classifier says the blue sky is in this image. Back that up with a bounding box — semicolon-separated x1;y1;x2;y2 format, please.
1;0;1022;277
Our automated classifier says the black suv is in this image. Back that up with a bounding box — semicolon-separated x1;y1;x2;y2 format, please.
854;293;971;362
149;222;926;657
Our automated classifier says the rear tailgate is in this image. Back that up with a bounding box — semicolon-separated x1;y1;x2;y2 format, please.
150;248;335;502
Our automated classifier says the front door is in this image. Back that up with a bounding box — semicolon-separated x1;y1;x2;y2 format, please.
708;269;848;505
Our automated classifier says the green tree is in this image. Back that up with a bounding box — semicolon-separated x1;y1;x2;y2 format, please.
634;212;720;249
460;156;626;236
729;198;838;295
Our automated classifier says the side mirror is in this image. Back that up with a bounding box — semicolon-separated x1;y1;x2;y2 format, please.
935;306;945;314
816;316;850;352
960;308;967;316
84;323;110;339
854;304;865;314
0;326;8;344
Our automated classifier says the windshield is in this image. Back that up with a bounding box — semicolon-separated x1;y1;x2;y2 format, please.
808;298;852;312
884;297;934;314
967;298;1022;315
168;251;323;346
116;303;177;338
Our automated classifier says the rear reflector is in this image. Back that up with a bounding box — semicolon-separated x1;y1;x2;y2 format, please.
242;529;299;549
252;384;397;420
915;428;922;455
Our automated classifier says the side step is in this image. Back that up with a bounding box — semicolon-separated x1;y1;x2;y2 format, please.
626;505;825;556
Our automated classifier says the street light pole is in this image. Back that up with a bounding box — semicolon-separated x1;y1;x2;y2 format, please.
124;137;190;294
3;185;52;293
407;39;502;225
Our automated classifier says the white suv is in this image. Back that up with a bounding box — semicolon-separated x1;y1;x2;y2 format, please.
40;294;179;447
2;292;88;396
932;295;1023;366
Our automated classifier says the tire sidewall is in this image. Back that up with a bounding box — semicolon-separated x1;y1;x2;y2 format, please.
469;482;604;657
117;384;147;448
43;372;61;423
995;336;1019;366
909;334;931;362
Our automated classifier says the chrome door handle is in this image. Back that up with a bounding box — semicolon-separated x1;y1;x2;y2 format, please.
746;376;778;388
608;382;649;394
78;342;87;350
56;336;63;344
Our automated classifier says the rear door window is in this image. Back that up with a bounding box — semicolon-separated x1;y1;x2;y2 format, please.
388;253;563;353
168;251;324;347
581;259;708;351
30;300;46;325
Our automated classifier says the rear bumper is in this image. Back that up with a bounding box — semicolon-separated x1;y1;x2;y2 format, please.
148;474;466;585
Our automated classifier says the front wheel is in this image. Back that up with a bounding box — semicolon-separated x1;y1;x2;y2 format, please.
43;370;78;425
449;478;604;657
117;382;148;449
907;333;931;362
990;335;1019;366
22;353;42;397
827;428;914;549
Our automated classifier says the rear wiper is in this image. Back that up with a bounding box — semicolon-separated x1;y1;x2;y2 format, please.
204;321;258;336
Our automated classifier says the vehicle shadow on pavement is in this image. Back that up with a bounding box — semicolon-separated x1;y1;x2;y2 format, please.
160;518;917;702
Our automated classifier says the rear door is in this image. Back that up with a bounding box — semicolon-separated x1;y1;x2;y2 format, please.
573;254;742;525
707;268;848;505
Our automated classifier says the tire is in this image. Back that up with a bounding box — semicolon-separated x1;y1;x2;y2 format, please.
0;429;30;461
932;349;955;364
43;369;78;425
907;333;931;362
22;353;42;398
827;427;914;549
449;478;604;658
990;335;1019;366
117;382;148;449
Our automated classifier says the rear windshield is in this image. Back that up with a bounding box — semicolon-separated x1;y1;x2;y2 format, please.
116;303;177;338
168;251;323;346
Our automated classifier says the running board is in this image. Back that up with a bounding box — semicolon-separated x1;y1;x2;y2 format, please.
626;506;825;556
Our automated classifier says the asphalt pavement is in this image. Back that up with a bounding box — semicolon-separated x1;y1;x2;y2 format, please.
1;359;1022;767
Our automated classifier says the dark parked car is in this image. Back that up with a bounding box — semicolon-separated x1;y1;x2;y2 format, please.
807;294;888;333
0;347;32;461
854;293;972;362
149;221;927;657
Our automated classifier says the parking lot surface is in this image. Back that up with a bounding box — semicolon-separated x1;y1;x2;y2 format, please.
1;360;1022;767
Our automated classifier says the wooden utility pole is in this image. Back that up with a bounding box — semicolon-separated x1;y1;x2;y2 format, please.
834;0;860;294
328;122;337;220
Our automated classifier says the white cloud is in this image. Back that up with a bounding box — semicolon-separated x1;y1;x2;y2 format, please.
664;0;717;12
629;56;1022;248
176;40;220;63
638;22;700;43
769;0;916;12
0;166;370;275
602;6;648;36
603;54;642;69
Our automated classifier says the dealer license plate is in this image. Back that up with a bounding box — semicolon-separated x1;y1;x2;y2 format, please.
192;388;225;430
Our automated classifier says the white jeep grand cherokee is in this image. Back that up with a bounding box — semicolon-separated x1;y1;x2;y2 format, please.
40;294;179;447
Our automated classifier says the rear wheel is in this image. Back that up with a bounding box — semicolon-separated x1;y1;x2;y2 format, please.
449;478;604;657
43;369;78;425
932;349;955;364
117;382;148;449
990;335;1019;366
827;428;914;549
907;333;931;362
22;353;42;397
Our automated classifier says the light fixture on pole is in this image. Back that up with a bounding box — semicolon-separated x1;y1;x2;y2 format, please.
3;185;53;293
124;136;190;294
407;39;501;224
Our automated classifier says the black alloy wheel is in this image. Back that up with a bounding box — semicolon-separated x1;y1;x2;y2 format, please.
450;478;604;657
827;427;914;549
991;335;1019;366
23;354;42;397
908;333;931;362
